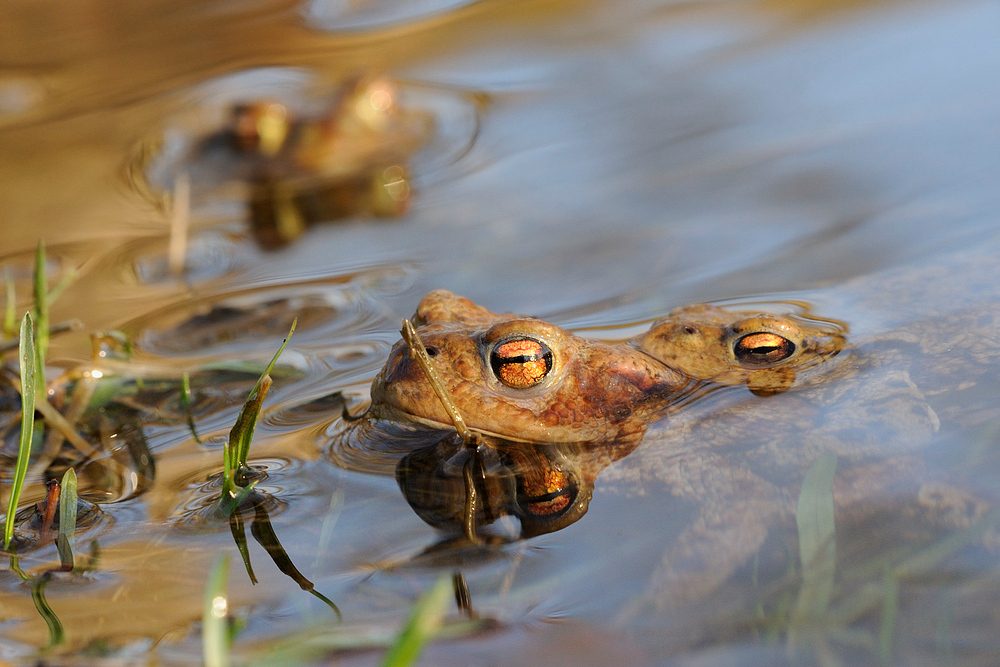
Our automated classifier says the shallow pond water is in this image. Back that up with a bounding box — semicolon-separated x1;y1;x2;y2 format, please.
1;0;1000;664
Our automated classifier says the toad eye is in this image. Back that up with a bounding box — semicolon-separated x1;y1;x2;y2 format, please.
518;469;576;519
733;332;795;366
490;337;553;388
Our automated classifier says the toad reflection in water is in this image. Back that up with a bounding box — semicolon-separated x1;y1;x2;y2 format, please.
340;291;844;544
196;76;431;249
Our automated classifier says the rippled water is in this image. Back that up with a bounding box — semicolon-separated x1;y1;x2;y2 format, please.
1;0;999;663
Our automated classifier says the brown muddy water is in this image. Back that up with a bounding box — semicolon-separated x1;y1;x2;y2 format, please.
2;0;1000;664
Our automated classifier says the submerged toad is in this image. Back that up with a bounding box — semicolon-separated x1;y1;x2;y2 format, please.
634;302;845;395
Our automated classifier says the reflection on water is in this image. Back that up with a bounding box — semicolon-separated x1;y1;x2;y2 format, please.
1;0;999;663
396;436;597;539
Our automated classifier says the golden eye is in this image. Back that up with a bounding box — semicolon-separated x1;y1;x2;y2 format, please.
734;332;795;366
490;337;553;388
519;469;575;517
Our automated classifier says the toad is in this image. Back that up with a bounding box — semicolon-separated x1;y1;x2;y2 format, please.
369;290;691;451
370;290;845;541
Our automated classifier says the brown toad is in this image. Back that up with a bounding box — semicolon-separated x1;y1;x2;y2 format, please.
371;290;844;543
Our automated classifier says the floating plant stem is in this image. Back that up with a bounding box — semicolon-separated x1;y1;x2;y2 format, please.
203;553;232;667
56;468;78;571
380;574;452;667
400;319;480;448
5;312;36;549
789;452;837;647
228;375;272;476
462;460;480;544
401;318;487;542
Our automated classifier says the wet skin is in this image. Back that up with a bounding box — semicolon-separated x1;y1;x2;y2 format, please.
371;291;842;446
370;290;693;449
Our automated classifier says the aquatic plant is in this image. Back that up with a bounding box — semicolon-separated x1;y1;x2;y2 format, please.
219;319;296;505
3;312;36;549
56;468;78;570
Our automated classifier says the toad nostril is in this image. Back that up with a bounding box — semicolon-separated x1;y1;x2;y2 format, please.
425;347;439;357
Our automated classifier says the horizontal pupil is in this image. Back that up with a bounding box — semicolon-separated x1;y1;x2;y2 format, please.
500;353;545;364
734;333;794;366
491;338;553;387
526;492;572;516
526;488;569;504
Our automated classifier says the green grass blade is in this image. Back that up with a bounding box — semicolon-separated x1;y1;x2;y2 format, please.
379;574;452;667
790;452;838;640
31;572;65;649
229;375;272;470
33;241;48;381
57;468;78;570
203;553;232;667
220;320;296;502
5;312;37;549
227;318;296;470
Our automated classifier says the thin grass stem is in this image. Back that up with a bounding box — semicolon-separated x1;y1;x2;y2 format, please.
4;312;36;549
56;468;78;571
400;319;479;447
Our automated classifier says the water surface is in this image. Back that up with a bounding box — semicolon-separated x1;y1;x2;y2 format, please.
1;0;999;663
